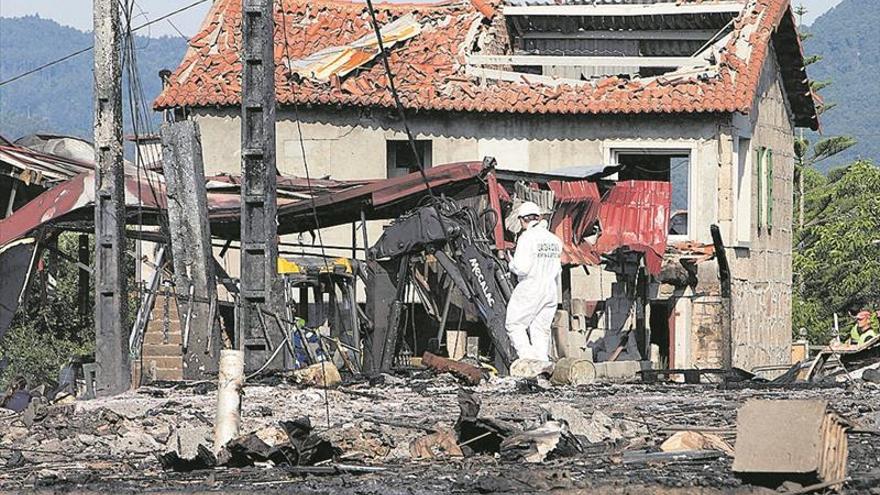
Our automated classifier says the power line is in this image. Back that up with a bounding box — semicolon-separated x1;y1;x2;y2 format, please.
363;0;435;198
279;4;333;428
0;0;210;87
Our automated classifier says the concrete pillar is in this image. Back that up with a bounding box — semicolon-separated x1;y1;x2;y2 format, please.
238;0;284;371
93;0;129;396
160;121;219;378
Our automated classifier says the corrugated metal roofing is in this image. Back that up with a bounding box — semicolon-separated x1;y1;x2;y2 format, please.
286;14;421;82
510;12;736;31
593;180;671;275
0;144;93;187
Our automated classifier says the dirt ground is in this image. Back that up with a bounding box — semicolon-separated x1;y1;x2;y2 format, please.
2;371;879;494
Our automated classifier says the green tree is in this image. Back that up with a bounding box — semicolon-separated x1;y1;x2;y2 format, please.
1;233;141;389
793;4;856;230
0;233;95;388
793;161;880;343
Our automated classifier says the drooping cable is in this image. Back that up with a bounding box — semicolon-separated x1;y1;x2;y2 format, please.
279;3;332;427
120;0;170;237
363;0;435;198
0;0;211;87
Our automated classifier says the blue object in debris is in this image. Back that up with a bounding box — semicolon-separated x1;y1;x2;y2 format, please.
291;329;327;368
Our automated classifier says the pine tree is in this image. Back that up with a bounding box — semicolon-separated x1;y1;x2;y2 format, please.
793;4;856;230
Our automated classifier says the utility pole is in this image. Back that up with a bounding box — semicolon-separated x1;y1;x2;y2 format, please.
794;3;807;230
239;0;284;371
93;0;129;395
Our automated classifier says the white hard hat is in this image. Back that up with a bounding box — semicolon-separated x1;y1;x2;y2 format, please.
518;201;542;218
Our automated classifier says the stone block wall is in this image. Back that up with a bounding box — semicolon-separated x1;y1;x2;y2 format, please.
722;47;796;369
690;295;724;368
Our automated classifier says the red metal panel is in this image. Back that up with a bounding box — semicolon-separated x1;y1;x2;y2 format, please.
370;162;486;207
486;171;506;254
0;173;91;245
592;180;671;275
548;180;601;266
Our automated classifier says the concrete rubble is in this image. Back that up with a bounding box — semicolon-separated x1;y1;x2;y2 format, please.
2;371;879;494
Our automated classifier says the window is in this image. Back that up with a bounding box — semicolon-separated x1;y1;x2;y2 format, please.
386;140;431;178
755;146;773;233
615;151;690;236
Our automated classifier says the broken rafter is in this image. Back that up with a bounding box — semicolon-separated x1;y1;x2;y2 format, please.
503;3;744;17
465;66;588;88
519;30;718;41
467;54;707;68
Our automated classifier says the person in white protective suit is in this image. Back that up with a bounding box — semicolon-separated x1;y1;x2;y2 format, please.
505;201;562;362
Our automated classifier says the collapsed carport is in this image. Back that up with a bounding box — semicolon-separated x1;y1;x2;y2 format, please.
0;157;672;381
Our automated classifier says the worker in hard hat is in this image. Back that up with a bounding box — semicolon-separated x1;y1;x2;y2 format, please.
505;201;562;362
849;309;879;346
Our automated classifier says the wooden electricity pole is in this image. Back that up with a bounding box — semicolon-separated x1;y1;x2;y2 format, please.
93;0;130;395
239;0;284;371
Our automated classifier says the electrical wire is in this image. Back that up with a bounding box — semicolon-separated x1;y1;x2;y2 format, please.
0;0;211;87
121;0;170;235
363;0;435;198
279;3;332;428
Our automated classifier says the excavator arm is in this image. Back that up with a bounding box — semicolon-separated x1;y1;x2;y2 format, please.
366;198;516;373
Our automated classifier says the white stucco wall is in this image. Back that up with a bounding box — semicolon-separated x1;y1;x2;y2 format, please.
192;106;721;243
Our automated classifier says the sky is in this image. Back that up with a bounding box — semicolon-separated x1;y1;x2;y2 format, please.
0;0;847;37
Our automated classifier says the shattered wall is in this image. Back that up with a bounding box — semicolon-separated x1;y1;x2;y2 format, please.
723;47;795;369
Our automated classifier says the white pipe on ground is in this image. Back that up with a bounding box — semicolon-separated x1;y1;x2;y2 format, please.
214;349;244;455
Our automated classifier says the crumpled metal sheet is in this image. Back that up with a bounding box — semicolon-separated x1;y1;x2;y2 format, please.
0;170;166;247
285;14;421;82
0;143;92;187
273;161;490;231
0;238;37;340
548;180;601;266
592;180;671;275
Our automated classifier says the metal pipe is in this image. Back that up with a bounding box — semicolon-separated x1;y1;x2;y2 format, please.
214;350;244;455
435;283;455;344
129;246;166;355
4;181;19;218
360;209;370;260
182;281;195;351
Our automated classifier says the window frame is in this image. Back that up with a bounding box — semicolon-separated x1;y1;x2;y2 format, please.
734;137;753;247
385;139;433;179
605;143;695;242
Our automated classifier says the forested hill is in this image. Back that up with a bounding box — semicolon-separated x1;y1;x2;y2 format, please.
0;15;187;142
805;0;880;172
0;5;877;170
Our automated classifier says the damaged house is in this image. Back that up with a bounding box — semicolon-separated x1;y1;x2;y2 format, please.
151;0;817;373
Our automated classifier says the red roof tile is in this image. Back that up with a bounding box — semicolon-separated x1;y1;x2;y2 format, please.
154;0;817;129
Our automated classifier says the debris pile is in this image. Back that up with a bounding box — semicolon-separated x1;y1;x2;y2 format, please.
1;371;879;493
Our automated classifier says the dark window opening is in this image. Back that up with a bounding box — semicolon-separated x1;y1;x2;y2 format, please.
616;152;689;236
386;140;432;178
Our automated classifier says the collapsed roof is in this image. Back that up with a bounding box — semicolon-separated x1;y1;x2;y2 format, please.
0;140;93;189
0;160;673;340
154;0;818;129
